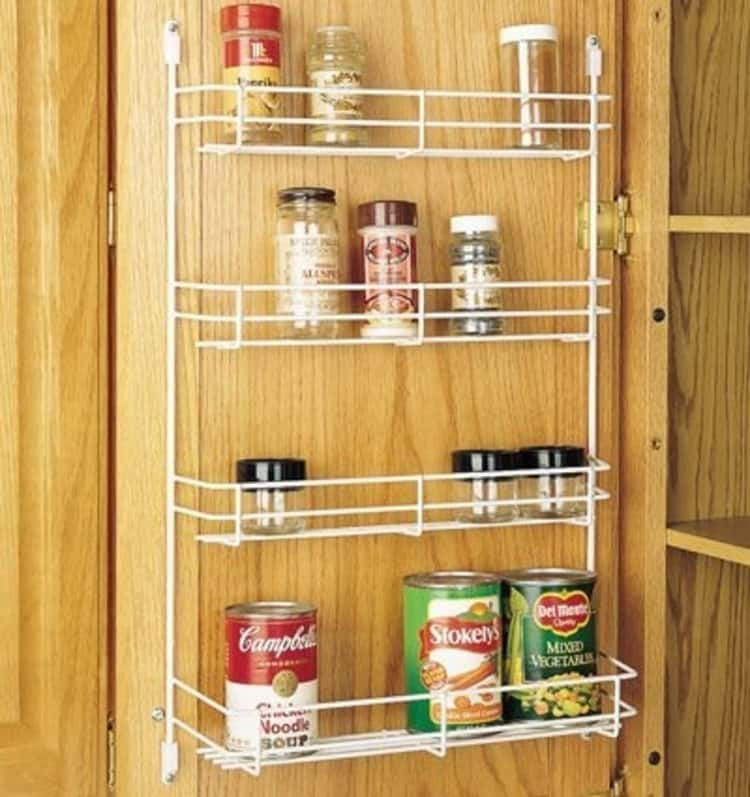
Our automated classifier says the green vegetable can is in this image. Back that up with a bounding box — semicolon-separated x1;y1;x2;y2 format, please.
403;572;503;733
501;568;599;721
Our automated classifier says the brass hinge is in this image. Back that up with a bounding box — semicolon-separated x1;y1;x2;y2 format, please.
577;194;633;256
588;772;626;797
107;714;116;791
107;187;116;248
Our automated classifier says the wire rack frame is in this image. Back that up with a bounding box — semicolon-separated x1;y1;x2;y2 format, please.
160;20;632;785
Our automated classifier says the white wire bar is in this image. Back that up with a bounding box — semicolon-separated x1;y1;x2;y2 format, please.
171;653;636;776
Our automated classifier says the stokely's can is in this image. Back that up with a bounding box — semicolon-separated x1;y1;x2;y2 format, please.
501;569;599;720
225;602;317;757
403;572;503;733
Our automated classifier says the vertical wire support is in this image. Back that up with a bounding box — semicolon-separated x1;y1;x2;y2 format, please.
163;19;181;784
585;36;602;573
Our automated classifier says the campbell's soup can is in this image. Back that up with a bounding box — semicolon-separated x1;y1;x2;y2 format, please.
501;569;599;720
225;602;317;756
403;572;503;733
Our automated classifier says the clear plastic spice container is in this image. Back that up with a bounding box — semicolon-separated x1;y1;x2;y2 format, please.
499;24;562;149
517;446;587;519
275;187;340;338
357;201;418;339
452;450;518;524
220;3;282;144
450;215;503;336
307;26;367;147
236;458;307;534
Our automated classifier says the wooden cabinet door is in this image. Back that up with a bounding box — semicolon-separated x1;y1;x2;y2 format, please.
0;2;109;796
115;2;663;796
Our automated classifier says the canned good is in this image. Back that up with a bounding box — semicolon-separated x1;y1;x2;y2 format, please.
225;602;317;756
403;572;503;733
501;569;599;720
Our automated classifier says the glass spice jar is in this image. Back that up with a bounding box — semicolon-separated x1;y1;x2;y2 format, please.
452;450;518;524
307;26;368;147
236;458;307;535
499;24;562;149
220;3;282;144
449;215;504;336
357;201;418;340
275;187;340;338
517;446;587;519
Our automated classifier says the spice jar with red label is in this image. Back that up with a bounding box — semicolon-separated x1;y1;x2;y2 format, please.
220;3;282;144
357;201;418;339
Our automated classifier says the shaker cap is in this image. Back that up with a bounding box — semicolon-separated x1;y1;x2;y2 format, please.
221;4;282;33
499;24;559;46
236;458;307;492
358;200;418;229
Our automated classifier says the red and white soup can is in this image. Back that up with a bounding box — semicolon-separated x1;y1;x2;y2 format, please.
225;602;318;757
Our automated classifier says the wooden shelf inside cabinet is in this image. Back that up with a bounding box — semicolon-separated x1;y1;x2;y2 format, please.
669;215;750;235
667;517;750;567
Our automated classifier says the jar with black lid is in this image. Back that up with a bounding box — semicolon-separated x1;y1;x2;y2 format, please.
517;446;587;519
275;187;340;339
236;458;307;534
452;449;518;524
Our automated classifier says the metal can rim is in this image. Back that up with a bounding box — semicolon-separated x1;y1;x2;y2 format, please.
225;601;317;619
403;570;502;589
500;567;596;586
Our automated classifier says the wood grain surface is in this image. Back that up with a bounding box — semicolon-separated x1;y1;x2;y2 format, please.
0;0;109;795
667;549;750;797
667;517;750;567
117;2;622;795
671;0;750;215
668;234;750;523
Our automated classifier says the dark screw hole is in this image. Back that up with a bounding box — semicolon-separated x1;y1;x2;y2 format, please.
648;751;662;766
653;307;667;323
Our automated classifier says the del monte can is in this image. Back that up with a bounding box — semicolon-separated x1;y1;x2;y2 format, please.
501;569;599;720
403;572;503;733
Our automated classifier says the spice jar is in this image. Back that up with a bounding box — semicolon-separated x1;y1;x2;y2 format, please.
275;187;340;338
452;450;518;524
307;26;367;147
357;201;418;339
236;458;307;534
450;215;503;336
220;3;282;144
499;24;562;149
517;446;587;519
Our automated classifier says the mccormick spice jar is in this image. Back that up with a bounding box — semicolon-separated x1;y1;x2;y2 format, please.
225;602;318;757
357;201;418;339
220;4;282;144
236;458;307;535
403;572;503;733
501;569;599;720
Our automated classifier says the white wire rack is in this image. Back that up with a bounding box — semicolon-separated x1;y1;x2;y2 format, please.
167;654;636;778
176;459;611;550
161;20;635;785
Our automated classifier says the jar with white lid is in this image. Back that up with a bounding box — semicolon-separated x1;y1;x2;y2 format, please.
449;215;503;336
499;24;562;149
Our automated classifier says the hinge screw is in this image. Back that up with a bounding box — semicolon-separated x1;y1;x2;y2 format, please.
652;307;667;323
152;707;166;722
648;750;662;766
165;772;176;784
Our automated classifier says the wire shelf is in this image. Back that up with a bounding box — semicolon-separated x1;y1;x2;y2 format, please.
169;653;636;777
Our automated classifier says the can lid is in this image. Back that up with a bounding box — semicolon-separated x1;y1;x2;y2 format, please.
452;449;517;479
358;200;418;229
404;571;501;589
220;4;282;33
278;187;336;205
501;568;596;586
236;458;307;492
450;215;499;235
226;601;317;618
517;445;587;470
499;24;559;46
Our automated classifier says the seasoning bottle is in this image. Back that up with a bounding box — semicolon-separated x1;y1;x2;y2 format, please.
236;458;307;534
307;26;368;147
220;3;282;144
499;24;562;149
449;215;503;336
517;446;587;519
452;450;518;524
275;187;340;338
357;201;418;339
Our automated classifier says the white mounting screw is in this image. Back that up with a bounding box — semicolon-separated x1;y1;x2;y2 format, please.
152;707;166;722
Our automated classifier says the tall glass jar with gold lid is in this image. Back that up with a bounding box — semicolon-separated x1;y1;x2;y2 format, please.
307;26;367;147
